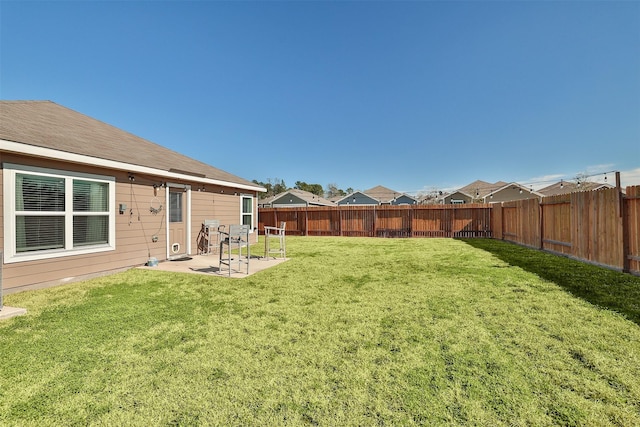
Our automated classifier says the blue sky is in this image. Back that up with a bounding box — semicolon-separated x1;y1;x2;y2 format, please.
1;0;639;194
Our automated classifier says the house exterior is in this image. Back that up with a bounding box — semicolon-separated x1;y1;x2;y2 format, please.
337;185;417;206
363;185;418;205
0;101;265;292
336;191;379;205
538;181;613;196
259;188;334;208
481;182;543;203
442;190;474;204
441;180;504;204
442;180;541;203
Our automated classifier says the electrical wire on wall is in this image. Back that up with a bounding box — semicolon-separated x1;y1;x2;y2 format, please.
128;175;165;259
149;195;166;238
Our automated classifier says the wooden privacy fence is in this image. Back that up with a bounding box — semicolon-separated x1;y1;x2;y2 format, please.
258;205;493;239
492;185;640;275
259;185;640;275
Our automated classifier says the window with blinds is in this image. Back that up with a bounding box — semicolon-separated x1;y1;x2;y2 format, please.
72;180;109;247
5;165;115;262
16;174;66;252
169;191;183;223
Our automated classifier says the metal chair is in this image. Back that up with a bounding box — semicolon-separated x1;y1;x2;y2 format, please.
219;224;250;276
264;222;286;260
202;219;224;254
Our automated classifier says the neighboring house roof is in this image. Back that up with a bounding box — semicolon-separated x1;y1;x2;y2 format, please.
538;181;613;197
327;195;345;203
441;180;544;203
336;191;380;205
263;189;334;207
362;185;418;204
457;180;508;199
483;182;543;202
0;100;264;192
443;191;474;203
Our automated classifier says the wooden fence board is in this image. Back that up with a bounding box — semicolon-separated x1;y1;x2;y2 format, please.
570;188;623;269
541;194;572;255
626;186;640;274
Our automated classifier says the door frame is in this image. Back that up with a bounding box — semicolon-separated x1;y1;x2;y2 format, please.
165;182;191;260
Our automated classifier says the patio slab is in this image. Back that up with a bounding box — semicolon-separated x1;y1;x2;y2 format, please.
0;306;27;321
137;254;288;278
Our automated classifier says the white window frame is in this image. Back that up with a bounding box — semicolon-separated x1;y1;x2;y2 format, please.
240;193;255;232
3;163;116;263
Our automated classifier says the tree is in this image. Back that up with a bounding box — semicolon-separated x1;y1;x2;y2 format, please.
271;178;287;195
417;187;442;205
252;178;288;199
294;181;324;196
325;183;346;199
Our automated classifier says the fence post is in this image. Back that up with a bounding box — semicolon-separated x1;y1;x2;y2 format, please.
373;205;377;237
409;205;414;237
538;198;543;249
452;205;456;238
501;203;505;240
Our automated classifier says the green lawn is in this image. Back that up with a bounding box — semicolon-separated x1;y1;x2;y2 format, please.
2;237;640;426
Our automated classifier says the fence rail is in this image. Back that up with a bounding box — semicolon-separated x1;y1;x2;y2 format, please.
259;184;640;275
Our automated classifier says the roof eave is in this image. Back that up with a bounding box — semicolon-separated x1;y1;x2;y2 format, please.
1;139;266;193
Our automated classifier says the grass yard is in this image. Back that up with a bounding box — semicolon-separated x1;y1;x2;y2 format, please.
2;237;640;426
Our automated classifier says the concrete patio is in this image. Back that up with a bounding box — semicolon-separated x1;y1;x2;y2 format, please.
0;305;28;321
0;254;286;321
137;254;289;278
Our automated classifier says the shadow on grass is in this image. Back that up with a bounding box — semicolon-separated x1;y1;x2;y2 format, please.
460;238;640;327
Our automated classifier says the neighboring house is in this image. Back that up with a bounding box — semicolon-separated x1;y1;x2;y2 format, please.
442;190;475;204
441;180;505;204
0;100;265;292
326;195;345;204
336;191;380;206
481;182;543;203
259;188;334;208
363;185;418;205
538;181;613;197
442;180;541;203
337;185;417;206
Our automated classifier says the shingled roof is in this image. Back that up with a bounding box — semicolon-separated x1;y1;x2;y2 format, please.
0;100;263;191
363;185;416;203
261;188;334;207
538;181;612;196
457;180;508;198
